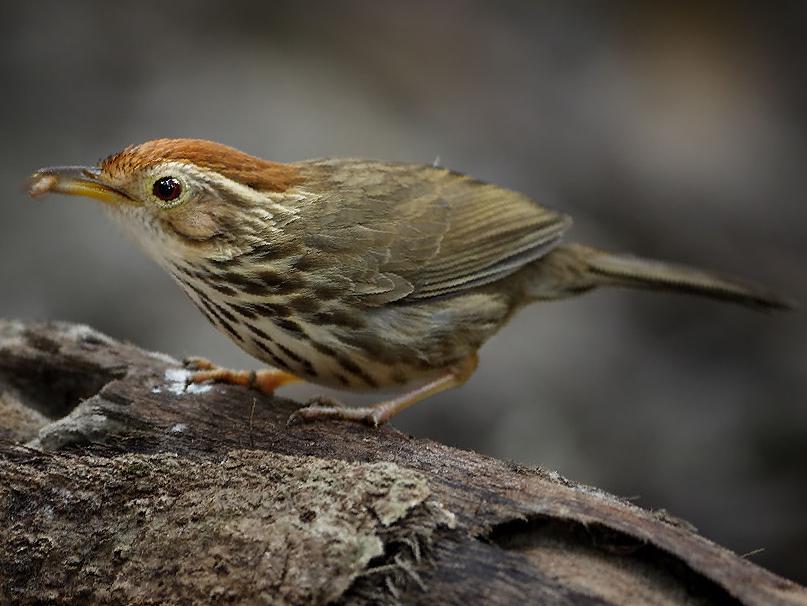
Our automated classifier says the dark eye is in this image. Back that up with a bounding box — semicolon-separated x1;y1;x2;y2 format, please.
153;176;182;202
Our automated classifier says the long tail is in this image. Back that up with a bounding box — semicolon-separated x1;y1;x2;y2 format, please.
525;243;794;310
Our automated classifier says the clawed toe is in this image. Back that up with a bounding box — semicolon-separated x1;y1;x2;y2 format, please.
177;361;299;397
183;366;219;387
287;398;342;427
183;356;215;371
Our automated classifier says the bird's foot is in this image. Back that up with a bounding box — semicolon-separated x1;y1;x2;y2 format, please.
287;355;480;428
183;357;300;396
287;396;386;428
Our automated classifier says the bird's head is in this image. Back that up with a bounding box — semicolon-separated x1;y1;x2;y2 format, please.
28;138;304;259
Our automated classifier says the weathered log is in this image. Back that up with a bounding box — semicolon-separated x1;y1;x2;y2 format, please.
0;320;804;605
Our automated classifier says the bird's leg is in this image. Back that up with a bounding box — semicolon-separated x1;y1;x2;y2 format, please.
184;357;301;395
288;354;478;427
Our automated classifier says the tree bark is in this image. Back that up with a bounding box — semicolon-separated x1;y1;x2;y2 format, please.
0;320;804;606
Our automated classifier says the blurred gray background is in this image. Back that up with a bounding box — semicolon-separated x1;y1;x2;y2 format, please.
1;0;805;582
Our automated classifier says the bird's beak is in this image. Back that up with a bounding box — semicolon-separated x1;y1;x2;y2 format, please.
27;166;133;205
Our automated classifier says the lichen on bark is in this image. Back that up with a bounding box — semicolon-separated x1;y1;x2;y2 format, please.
0;448;453;605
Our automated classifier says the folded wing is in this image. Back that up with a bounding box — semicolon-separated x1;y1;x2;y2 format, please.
295;159;572;305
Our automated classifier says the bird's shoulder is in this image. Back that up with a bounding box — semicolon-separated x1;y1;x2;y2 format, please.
274;158;572;304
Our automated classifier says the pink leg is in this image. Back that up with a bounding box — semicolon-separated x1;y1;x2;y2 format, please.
287;354;479;427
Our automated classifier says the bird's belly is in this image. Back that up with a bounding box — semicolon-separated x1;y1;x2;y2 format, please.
167;263;511;391
237;317;434;390
171;278;434;390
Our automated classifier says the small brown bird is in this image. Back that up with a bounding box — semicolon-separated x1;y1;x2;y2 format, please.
28;139;790;426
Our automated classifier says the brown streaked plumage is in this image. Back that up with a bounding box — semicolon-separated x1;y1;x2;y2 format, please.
27;138;793;427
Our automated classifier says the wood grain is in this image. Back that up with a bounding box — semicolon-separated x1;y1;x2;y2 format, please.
0;320;804;605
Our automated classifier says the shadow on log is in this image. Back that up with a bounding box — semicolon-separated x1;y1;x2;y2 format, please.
0;320;805;605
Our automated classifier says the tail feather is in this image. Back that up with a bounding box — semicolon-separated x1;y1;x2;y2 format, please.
529;243;794;311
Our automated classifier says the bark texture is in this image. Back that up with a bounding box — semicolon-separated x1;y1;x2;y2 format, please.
0;320;804;605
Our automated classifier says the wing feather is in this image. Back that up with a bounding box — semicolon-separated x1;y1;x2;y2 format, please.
290;160;571;305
